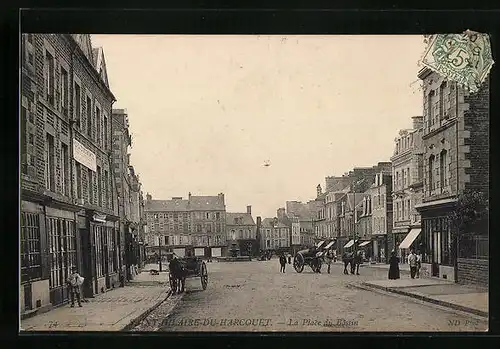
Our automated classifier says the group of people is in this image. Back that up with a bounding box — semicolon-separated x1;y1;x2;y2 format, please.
388;248;422;280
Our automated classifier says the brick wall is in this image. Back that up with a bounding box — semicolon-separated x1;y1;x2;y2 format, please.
463;79;489;194
457;258;488;287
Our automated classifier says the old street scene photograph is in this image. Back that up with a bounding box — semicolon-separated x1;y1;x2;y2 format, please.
19;34;490;332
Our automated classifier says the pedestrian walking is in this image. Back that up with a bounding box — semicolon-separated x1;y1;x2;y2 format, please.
416;250;422;278
279;254;286;273
388;250;400;280
66;267;84;307
326;249;334;274
408;249;417;279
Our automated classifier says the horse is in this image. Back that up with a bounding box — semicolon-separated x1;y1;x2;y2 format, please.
342;252;354;274
352;250;363;275
169;258;187;294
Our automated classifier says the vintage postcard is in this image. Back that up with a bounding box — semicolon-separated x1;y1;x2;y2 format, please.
19;33;490;332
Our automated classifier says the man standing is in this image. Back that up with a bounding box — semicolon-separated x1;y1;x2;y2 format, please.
279;253;286;273
408;249;417;279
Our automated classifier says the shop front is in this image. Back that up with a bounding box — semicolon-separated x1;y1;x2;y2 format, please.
79;210;120;298
392;227;409;263
20;196;50;317
416;199;457;282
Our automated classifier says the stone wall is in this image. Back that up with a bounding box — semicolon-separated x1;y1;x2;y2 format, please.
457;258;488;287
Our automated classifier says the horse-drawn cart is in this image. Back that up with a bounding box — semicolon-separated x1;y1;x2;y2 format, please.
169;256;208;293
293;240;336;273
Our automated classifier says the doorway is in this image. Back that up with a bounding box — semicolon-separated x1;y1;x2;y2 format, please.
103;229;110;289
432;231;441;277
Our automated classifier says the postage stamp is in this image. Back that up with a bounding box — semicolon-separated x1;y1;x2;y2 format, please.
421;30;494;93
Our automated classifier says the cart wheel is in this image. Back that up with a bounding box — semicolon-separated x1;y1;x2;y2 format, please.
200;262;208;290
294;254;304;273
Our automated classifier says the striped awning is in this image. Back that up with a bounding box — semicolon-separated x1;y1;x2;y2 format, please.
344;239;354;248
359;241;371;247
399;229;422;249
324;240;336;249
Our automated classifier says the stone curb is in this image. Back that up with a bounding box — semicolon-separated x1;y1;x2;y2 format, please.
158;292;187;329
358;282;488;318
121;288;172;331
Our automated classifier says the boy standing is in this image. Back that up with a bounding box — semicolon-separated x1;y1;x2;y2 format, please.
66;267;83;307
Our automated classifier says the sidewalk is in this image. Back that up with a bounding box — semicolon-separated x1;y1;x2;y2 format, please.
20;271;170;332
359;278;488;318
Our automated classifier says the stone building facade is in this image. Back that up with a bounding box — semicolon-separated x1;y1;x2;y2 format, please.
390;116;425;263
20;34;119;315
415;67;489;286
260;218;290;252
144;193;227;258
226;206;257;256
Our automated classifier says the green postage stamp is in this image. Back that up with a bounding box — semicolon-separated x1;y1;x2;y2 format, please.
421;30;494;93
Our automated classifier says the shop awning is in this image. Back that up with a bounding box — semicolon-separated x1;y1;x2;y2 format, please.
344;239;354;248
359;241;371;247
399;228;422;249
316;240;326;248
324;240;336;249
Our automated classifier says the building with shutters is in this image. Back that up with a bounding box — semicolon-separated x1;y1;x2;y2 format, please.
144;193;227;258
260;218;290;253
20;34;119;315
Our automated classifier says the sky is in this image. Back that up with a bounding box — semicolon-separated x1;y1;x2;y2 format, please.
91;35;426;219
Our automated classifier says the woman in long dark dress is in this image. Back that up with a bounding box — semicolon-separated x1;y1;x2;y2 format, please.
388;250;400;280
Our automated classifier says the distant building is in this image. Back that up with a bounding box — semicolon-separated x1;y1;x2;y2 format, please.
226;206;257;256
260;218;290;253
144;193;226;258
286;201;315;248
364;171;393;263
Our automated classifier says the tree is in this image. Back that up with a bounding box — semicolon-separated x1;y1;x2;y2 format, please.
449;189;489;236
449;189;489;260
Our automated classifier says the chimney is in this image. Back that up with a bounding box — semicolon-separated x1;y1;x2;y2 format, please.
277;208;285;221
218;193;225;204
188;192;192;200
257;216;262;227
412;116;424;130
247;205;252;215
146;193;152;201
316;184;322;198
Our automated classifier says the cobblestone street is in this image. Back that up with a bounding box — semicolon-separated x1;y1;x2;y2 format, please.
158;260;488;332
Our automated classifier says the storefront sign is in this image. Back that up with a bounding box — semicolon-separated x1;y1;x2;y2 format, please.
73;138;96;172
93;214;107;223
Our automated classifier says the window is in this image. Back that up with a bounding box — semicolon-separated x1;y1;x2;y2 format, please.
427;91;434;128
407;199;411;218
76;163;82;198
61;143;69;196
173;213;178;222
196;224;202;233
439;82;445;121
108;228;117;273
48;218;77;290
97;166;102;206
216;222;221;233
45;50;55;105
440;150;448;190
428;155;435;192
45;133;55;191
86;96;92;138
21;106;28;174
402;200;405;219
74;83;81;128
94;226;104;278
103;115;108;150
104;170;109;209
216;212;220;220
88;169;93;204
206;223;212;233
20;212;42;283
183;223;188;232
165;236;169;245
96;106;101;146
61;67;69;115
206;212;210;219
403;169;407;187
